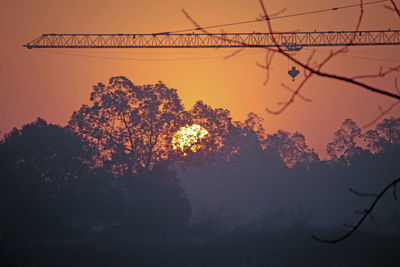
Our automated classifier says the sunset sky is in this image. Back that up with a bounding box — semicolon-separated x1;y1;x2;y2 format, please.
1;0;399;156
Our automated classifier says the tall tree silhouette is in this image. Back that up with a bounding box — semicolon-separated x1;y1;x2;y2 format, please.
121;165;191;235
365;117;400;153
0;118;108;241
69;76;185;174
326;119;363;163
189;100;234;151
264;130;319;168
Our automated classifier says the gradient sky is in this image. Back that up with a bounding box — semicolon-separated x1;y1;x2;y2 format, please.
1;0;399;156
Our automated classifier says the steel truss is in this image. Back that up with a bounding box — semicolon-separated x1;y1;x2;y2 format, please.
24;30;400;50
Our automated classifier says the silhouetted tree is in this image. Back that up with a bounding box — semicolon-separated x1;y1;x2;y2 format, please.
243;112;266;141
189;100;235;152
0;118;110;241
0;117;192;241
265;130;319;168
182;0;400;242
326;119;364;163
365;117;400;153
69;76;185;174
121;164;191;235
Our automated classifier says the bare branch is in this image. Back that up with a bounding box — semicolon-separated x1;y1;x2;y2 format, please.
268;7;288;17
260;0;400;113
312;177;400;243
265;70;312;114
280;83;312;102
395;78;400;94
390;0;400;16
256;50;275;85
183;0;400;117
224;48;245;60
348;187;378;197
363;78;400;128
352;65;400;79
363;100;400;128
258;0;400;113
181;0;400;244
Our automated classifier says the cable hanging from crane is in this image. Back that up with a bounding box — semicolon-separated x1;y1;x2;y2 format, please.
23;0;398;50
162;0;389;34
22;0;398;81
34;45;400;62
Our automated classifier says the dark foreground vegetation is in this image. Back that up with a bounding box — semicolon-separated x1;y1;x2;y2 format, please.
2;226;399;266
1;77;399;266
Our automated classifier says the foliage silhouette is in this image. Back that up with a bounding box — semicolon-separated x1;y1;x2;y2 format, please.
69;76;185;174
326;119;364;163
265;130;319;168
0;117;191;265
365;117;400;153
2;78;400;264
0;118;109;241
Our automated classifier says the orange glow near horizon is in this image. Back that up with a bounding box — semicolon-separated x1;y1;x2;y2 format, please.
1;0;400;157
172;124;209;155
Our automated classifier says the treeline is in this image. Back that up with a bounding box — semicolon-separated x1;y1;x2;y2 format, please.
181;117;400;230
1;76;400;266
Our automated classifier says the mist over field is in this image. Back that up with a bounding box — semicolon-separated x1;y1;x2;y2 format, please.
1;77;399;266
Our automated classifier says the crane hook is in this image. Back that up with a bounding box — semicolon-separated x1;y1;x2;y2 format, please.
288;66;299;81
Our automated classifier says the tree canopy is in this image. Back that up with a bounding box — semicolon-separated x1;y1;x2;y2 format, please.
69;76;185;174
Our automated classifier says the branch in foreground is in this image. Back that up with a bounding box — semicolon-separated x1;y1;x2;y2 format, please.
363;78;400;128
348;187;378;197
183;1;400;116
351;65;400;80
389;0;400;17
258;0;400;114
312;177;400;244
363;100;400;128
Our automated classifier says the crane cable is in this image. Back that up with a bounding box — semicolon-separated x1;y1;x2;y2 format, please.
35;49;267;61
37;47;400;62
162;0;389;34
32;0;397;62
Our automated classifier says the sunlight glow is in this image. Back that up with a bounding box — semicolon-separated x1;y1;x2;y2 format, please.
172;124;209;155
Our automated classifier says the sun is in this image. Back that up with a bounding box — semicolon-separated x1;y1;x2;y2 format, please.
172;124;209;156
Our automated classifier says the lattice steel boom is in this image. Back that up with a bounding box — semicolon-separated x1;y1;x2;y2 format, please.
24;30;400;50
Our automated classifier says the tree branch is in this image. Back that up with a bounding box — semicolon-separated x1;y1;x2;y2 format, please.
312;177;400;243
390;0;400;16
182;0;400;117
348;187;378;197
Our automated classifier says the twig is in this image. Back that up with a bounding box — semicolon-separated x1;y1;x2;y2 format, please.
348;187;378;197
280;83;312;102
256;50;275;85
182;1;400;116
183;0;400;116
352;65;400;79
355;209;375;222
312;177;400;243
223;48;244;60
395;78;400;95
363;78;400;128
265;70;312;114
390;0;400;16
257;0;400;116
363;100;400;128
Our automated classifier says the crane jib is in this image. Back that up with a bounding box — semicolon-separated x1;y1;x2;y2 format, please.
24;30;400;50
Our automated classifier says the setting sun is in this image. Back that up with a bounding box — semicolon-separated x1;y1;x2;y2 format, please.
172;124;209;155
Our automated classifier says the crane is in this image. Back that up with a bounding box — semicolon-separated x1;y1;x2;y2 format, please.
24;30;400;81
21;0;400;82
24;30;400;50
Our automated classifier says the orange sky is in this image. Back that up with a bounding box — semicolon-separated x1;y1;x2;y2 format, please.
1;0;399;156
